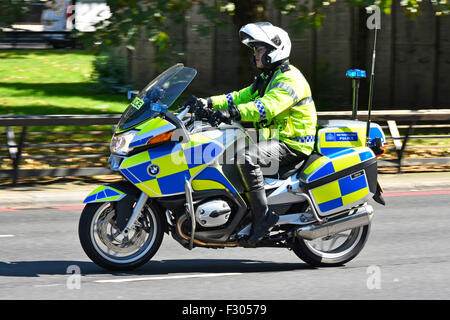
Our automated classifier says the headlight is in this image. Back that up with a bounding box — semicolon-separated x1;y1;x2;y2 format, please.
110;131;137;155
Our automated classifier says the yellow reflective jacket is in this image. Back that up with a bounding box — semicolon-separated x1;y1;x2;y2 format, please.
210;64;317;155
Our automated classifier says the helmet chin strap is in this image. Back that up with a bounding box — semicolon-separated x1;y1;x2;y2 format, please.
261;47;273;68
250;46;289;73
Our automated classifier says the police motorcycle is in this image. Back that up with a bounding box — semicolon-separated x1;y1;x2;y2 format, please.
78;63;386;271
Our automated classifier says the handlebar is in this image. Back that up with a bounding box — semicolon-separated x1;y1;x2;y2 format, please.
175;96;219;129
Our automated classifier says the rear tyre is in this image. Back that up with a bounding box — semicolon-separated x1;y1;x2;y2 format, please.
79;201;164;271
292;224;371;267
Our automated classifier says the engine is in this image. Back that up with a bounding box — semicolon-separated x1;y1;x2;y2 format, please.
195;199;232;228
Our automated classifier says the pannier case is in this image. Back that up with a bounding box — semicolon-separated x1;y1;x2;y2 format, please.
298;120;383;217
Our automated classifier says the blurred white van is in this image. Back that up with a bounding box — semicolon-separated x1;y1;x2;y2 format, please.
41;0;110;32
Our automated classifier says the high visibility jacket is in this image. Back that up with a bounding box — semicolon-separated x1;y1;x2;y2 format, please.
210;64;317;156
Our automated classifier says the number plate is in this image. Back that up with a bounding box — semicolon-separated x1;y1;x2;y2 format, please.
131;97;145;110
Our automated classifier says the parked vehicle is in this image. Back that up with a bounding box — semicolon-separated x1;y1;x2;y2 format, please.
41;0;110;32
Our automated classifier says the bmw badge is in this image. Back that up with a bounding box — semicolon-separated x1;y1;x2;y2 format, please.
148;164;160;176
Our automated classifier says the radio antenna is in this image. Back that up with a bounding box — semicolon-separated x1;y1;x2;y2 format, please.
366;26;378;146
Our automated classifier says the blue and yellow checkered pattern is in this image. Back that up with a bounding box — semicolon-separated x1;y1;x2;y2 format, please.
303;147;375;215
317;122;386;156
311;172;369;214
118;134;237;197
226;93;235;109
84;185;126;203
305;148;374;183
254;99;267;121
291;135;315;144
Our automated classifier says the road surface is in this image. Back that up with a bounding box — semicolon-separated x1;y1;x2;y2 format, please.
0;191;449;301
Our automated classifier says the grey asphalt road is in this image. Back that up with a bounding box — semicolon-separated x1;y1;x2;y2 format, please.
0;192;449;301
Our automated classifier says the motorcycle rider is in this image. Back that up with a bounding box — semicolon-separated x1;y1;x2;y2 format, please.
196;22;317;244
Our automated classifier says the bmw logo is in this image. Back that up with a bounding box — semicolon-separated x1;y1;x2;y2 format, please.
148;164;160;176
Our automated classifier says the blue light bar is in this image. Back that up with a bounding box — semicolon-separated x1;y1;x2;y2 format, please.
346;69;366;79
151;102;168;113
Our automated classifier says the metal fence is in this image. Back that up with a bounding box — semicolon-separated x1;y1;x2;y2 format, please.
0;30;75;49
0;109;449;185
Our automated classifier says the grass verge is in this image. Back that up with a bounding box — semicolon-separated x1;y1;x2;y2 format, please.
0;49;129;115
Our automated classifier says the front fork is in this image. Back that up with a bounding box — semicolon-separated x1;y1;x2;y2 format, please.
120;192;149;236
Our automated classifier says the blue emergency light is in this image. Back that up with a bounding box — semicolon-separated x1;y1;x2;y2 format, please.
346;69;366;79
151;102;168;113
346;69;366;120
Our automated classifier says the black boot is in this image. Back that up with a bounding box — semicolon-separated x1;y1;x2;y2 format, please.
246;189;279;245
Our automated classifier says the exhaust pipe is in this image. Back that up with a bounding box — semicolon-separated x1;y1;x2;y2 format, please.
296;205;374;240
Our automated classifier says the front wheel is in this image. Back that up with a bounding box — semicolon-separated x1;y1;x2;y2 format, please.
78;201;164;271
291;224;371;267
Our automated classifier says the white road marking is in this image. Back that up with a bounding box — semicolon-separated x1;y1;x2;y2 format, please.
95;272;243;283
0;235;15;238
34;284;62;288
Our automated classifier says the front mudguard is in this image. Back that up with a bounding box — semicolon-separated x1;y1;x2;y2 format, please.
83;181;142;231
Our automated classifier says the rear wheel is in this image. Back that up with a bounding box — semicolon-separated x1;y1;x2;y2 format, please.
292;224;371;267
79;201;164;271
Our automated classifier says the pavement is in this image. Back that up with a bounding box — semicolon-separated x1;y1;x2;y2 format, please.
0;172;449;209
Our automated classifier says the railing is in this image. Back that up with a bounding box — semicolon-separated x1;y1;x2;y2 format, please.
0;30;75;49
316;109;450;171
0;109;449;185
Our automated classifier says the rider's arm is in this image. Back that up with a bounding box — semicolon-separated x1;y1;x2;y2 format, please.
209;86;257;111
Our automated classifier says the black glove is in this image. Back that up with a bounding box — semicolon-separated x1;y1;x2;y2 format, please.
180;95;199;112
194;97;214;120
208;105;241;127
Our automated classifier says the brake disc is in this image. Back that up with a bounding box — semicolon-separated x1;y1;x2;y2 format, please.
96;207;148;255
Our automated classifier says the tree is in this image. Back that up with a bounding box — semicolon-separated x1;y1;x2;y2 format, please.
81;0;449;88
0;0;32;32
274;0;449;33
80;1;192;69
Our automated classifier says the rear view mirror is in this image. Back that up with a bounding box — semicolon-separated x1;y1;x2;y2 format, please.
127;90;139;100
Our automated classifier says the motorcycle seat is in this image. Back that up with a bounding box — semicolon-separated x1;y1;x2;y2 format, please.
263;159;305;180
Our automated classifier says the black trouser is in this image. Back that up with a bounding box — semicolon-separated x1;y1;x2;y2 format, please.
237;139;307;192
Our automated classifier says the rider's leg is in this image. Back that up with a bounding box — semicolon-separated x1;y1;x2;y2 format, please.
238;139;303;244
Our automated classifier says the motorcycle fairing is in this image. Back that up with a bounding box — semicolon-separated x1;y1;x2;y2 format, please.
83;185;126;203
129;118;176;149
299;147;377;216
301;147;374;183
119;133;228;197
192;166;239;194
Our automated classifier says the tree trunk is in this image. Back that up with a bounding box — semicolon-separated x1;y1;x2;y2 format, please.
232;0;267;88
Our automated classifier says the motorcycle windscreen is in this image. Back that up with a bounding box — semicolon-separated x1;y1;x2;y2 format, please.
117;64;197;132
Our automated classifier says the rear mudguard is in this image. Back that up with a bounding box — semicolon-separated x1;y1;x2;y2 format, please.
83;181;142;231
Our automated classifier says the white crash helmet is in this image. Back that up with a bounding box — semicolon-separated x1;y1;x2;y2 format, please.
239;22;291;68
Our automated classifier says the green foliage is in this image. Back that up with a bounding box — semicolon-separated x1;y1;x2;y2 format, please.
0;0;32;38
273;0;449;34
0;50;128;115
194;0;235;36
79;0;237;70
78;0;194;71
91;49;131;94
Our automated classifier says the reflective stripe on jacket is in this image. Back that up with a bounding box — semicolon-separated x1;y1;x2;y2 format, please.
210;64;317;155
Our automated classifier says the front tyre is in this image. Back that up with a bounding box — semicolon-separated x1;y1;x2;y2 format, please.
78;201;164;271
291;224;371;267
